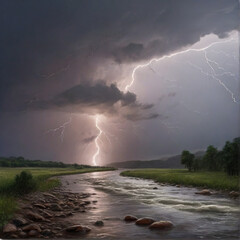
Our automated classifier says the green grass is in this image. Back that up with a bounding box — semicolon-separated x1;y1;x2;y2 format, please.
121;169;240;191
0;167;115;195
0;167;115;229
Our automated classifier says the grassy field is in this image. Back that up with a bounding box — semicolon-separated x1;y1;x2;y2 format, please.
0;167;115;228
121;169;239;191
0;167;115;195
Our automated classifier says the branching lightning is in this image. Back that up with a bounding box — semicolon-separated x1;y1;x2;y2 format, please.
92;115;103;166
91;36;238;165
124;37;238;105
45;115;72;142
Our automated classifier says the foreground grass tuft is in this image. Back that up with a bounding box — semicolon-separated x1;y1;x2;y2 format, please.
121;169;239;191
0;196;17;230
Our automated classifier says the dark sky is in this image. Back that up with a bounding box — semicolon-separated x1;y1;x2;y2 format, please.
0;0;239;165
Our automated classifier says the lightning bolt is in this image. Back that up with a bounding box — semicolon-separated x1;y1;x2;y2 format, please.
124;37;238;104
91;36;238;165
45;115;72;142
92;115;103;166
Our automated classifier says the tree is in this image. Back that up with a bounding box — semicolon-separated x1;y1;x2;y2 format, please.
181;150;195;171
203;145;218;171
222;138;239;176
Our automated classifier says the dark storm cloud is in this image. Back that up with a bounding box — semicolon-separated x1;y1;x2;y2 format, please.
0;0;239;113
28;82;157;120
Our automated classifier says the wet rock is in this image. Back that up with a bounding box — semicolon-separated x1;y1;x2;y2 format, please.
33;203;46;209
12;217;28;227
124;215;138;221
3;223;17;233
176;185;181;188
25;210;45;221
56;233;63;237
136;217;155;225
153;187;158;190
42;229;52;236
94;220;104;226
19;231;27;238
22;223;41;232
229;191;240;198
50;203;62;211
65;225;91;233
149;221;173;230
9;233;18;238
43;193;57;199
195;189;211;195
28;230;39;237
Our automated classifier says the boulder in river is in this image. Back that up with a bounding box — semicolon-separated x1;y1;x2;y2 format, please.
229;191;240;198
136;217;155;225
94;220;104;226
195;189;211;195
3;223;17;233
124;215;138;221
149;221;173;230
65;225;91;233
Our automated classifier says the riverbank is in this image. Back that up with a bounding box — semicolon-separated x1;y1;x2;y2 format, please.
0;167;115;231
121;169;239;191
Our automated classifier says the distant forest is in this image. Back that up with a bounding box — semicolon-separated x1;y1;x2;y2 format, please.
0;156;93;168
181;137;240;176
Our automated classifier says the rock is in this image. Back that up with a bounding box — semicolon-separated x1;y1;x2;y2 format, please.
19;231;27;238
94;220;104;226
25;210;45;221
3;223;17;233
10;233;18;238
22;223;41;232
136;217;155;225
56;233;63;237
33;203;46;209
124;215;138;221
42;229;52;236
28;230;39;237
229;191;240;198
65;225;91;233
176;185;181;188
50;203;62;211
195;189;211;195
149;221;173;230
12;217;28;227
43;193;57;199
153;187;158;190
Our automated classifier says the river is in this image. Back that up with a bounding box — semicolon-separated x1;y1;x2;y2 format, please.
60;170;240;239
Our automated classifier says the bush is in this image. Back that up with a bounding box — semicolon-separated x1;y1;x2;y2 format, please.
14;171;37;194
0;196;17;230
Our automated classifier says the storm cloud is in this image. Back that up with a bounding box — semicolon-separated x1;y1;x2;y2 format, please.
0;0;239;112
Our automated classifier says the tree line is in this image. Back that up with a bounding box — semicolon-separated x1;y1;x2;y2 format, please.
0;156;93;169
181;137;239;176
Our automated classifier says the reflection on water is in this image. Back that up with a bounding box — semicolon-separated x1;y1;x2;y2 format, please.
60;171;240;239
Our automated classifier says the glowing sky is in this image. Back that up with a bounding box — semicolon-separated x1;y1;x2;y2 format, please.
0;0;239;165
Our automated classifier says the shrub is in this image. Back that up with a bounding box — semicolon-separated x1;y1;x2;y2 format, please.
0;196;17;230
14;171;36;194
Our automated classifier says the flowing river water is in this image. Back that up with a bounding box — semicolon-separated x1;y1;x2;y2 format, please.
60;170;240;240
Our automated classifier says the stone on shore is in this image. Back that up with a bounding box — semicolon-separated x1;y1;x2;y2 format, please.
22;223;41;232
136;217;155;225
65;225;91;233
28;230;39;237
124;215;138;221
149;221;173;230
12;216;28;227
3;223;17;233
25;210;45;221
229;191;240;198
195;189;211;195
